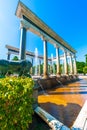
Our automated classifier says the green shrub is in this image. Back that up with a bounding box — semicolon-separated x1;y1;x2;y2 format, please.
0;77;34;130
83;66;87;74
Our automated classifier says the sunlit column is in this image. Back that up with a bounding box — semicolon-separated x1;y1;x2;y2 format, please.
69;53;73;74
31;58;33;66
19;23;27;60
50;61;52;74
39;59;41;75
7;52;11;60
73;54;77;75
30;58;33;75
43;39;48;78
56;46;60;75
64;50;68;75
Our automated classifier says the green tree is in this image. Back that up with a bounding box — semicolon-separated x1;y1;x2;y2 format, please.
53;63;57;74
12;56;19;61
85;54;87;64
76;61;85;73
83;66;87;74
40;63;43;74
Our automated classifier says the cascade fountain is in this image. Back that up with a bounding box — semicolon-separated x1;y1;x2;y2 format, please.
34;48;38;76
38;79;48;95
56;80;64;87
51;53;54;75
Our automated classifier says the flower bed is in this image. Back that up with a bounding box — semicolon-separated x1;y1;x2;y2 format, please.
0;77;34;130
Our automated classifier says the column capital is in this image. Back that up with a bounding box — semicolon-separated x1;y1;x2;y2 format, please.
64;50;67;53
63;48;67;54
72;54;76;59
20;20;29;30
68;52;73;58
7;52;11;55
41;35;47;41
69;52;72;56
54;44;59;49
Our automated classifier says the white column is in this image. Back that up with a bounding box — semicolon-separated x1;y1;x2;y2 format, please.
39;59;41;75
43;39;48;78
50;61;52;74
56;47;60;75
69;53;73;74
64;50;68;75
31;58;33;75
7;52;11;60
73;54;77;75
19;24;27;60
31;58;33;66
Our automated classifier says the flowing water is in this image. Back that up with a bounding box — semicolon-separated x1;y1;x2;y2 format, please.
51;53;54;74
38;82;49;96
34;48;38;75
56;80;64;87
38;77;87;127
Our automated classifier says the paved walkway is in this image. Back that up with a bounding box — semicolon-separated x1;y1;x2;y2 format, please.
38;77;87;128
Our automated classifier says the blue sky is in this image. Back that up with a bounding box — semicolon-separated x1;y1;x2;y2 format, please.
0;0;87;62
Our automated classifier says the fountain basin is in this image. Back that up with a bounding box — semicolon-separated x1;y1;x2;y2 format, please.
37;77;59;90
37;75;79;90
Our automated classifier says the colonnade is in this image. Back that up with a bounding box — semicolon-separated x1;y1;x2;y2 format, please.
15;1;77;78
6;28;77;78
18;23;77;78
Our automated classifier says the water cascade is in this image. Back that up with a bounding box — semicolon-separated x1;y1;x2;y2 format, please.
51;53;54;75
35;48;38;75
56;80;64;87
38;80;48;95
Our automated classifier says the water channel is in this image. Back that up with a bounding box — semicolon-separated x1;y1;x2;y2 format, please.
38;76;87;128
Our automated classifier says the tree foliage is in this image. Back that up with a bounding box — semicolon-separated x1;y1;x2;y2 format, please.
76;61;85;73
83;66;87;74
12;56;19;61
85;54;87;64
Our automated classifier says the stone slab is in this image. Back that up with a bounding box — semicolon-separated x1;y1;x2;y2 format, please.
72;100;87;129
